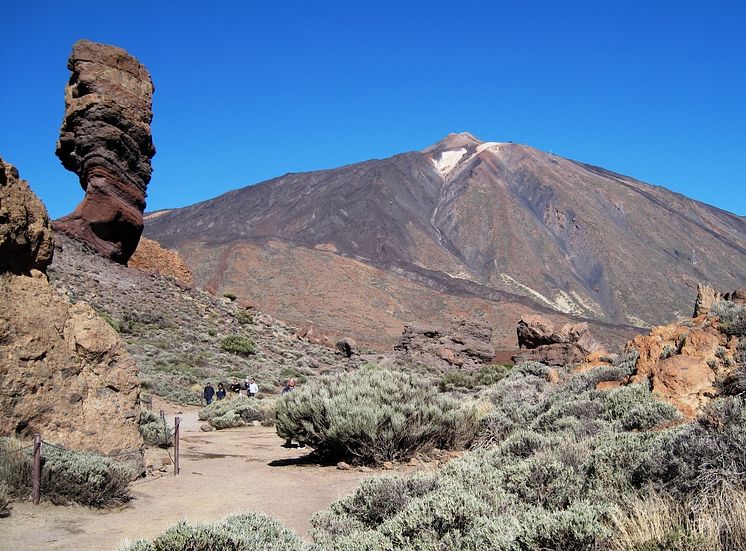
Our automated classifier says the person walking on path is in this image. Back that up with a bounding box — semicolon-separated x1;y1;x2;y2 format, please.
216;382;226;400
248;378;259;397
203;382;215;405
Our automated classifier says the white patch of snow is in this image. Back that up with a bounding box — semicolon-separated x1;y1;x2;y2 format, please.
626;314;650;328
499;274;591;315
432;148;466;177
570;291;604;317
445;270;478;282
476;141;504;155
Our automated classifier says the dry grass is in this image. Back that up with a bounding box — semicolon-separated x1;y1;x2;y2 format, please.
608;488;746;551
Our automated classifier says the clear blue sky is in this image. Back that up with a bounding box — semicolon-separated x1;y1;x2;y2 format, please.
3;1;745;218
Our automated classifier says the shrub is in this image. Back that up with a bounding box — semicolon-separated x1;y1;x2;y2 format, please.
720;341;746;397
0;482;12;518
139;411;173;448
234;309;254;325
118;512;303;551
198;398;275;429
639;397;746;500
276;366;478;464
0;437;132;507
221;335;256;357
711;300;746;336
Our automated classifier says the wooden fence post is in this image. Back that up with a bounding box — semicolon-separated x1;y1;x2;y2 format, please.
174;417;180;476
32;434;41;505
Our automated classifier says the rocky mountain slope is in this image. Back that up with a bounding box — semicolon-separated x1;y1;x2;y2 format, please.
145;132;746;350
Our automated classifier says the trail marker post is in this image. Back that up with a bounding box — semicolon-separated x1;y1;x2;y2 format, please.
32;434;41;505
174;416;180;476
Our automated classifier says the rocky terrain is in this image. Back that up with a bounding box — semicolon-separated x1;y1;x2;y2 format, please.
49;233;368;405
144;132;746;351
54;39;156;264
129;237;193;284
0;158;143;462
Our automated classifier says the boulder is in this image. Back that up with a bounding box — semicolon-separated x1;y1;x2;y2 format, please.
394;319;495;371
54;40;155;264
0;158;54;274
335;337;358;358
513;315;602;367
693;283;721;317
129;237;193;284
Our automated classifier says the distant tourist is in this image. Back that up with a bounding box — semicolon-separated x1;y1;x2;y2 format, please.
230;378;242;398
248;378;259;397
281;379;304;448
216;383;226;401
203;382;215;405
281;378;296;395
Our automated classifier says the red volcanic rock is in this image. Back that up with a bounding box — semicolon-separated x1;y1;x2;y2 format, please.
129;237;193;284
54;39;155;264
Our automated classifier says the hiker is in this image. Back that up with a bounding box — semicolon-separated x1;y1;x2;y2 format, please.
247;378;259;397
281;378;304;448
203;382;215;405
216;382;226;400
230;378;242;398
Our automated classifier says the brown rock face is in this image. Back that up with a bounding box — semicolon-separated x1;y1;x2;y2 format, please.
513;314;602;366
395;319;495;371
0;272;143;462
54;39;155;264
0;158;54;274
129;237;193;284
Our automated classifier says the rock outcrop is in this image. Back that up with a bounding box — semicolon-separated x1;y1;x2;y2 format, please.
0;158;54;274
129;237;193;284
54;39;155;264
394;319;494;370
0;159;143;465
512;314;602;366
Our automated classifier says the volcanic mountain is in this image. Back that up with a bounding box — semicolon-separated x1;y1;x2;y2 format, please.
144;132;746;351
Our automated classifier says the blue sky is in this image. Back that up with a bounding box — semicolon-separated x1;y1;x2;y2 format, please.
3;1;745;217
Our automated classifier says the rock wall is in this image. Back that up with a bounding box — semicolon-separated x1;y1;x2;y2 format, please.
54;39;155;264
512;314;602;366
0;158;143;464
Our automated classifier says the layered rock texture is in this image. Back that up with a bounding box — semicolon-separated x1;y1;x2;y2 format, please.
0;157;54;273
54;39;155;264
513;314;603;367
145;132;745;350
0;159;142;462
394;320;495;371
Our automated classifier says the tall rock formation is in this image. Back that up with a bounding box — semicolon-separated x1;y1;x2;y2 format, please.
0;159;143;464
54;39;155;264
0;158;54;274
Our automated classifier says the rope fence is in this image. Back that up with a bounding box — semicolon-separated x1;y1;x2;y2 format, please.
0;415;181;506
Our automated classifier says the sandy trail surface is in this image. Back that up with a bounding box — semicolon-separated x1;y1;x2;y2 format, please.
0;406;369;551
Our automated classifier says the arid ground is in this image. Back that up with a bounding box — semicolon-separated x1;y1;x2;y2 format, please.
1;403;379;551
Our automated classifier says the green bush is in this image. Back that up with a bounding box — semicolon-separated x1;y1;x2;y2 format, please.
221;335;256;357
0;437;132;507
276;366;478;465
198;398;265;429
139;411;173;448
711;300;746;336
118;512;303;551
639;396;746;500
234;309;254;325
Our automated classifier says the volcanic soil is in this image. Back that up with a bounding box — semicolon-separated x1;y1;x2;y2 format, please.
1;401;380;551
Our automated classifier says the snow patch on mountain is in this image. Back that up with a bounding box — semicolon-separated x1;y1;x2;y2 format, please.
432;148;466;177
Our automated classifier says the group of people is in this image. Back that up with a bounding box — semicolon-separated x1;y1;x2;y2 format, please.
203;377;259;405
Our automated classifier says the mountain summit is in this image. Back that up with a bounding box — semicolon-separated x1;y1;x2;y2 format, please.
144;134;746;350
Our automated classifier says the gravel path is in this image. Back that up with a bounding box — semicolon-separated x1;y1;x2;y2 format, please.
1;406;368;551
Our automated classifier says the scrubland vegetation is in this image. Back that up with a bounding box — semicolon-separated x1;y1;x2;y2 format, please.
0;437;132;508
124;344;746;550
198;397;277;429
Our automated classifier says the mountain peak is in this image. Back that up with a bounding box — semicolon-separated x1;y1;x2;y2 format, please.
423;132;483;154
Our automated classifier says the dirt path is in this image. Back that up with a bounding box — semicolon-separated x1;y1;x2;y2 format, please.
0;407;370;551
